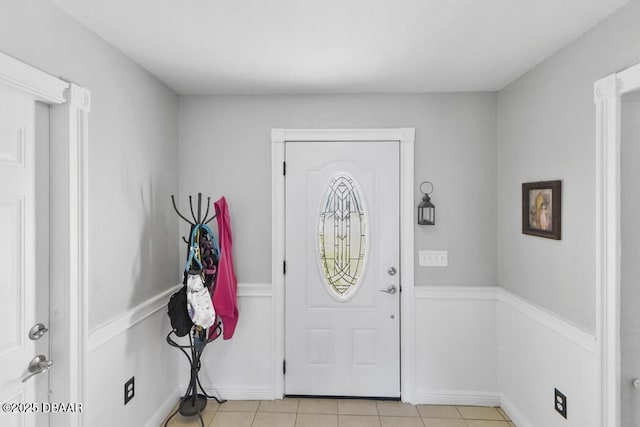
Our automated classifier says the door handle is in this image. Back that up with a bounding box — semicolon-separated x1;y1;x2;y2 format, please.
22;355;53;383
379;285;397;295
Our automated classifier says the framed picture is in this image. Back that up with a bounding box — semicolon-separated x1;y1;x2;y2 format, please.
522;180;562;240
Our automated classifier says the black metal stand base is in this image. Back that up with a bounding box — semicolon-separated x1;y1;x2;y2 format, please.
179;393;208;416
164;329;226;427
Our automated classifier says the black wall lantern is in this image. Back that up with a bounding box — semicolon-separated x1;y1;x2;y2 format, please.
418;181;436;225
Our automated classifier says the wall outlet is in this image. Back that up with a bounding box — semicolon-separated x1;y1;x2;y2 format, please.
124;376;135;405
419;250;448;267
554;388;567;419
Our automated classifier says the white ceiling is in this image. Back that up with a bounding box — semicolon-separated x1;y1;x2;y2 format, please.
51;0;628;95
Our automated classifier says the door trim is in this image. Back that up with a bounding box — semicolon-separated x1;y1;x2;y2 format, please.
594;62;640;427
0;51;90;427
271;128;415;402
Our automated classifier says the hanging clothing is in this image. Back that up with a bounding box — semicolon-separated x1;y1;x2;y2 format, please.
209;196;239;340
184;224;218;329
186;273;216;329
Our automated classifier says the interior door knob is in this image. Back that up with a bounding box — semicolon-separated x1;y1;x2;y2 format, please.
22;355;53;383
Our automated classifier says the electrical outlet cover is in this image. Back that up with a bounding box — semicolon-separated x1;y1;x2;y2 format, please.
124;376;135;405
554;388;567;419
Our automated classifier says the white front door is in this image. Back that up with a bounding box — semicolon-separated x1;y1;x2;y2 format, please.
285;140;400;397
0;84;50;426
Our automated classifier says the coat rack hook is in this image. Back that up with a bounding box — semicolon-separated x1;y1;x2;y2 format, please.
205;210;217;224
171;195;195;226
188;195;197;224
202;197;211;224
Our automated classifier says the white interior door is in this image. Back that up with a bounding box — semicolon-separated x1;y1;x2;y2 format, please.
620;91;640;425
285;140;400;397
0;84;50;426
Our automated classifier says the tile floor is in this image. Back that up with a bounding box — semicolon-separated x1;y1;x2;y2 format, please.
162;398;516;427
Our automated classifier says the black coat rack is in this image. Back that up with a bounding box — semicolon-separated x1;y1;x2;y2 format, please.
164;193;225;427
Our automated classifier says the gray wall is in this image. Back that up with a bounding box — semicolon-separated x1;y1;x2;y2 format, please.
0;1;181;423
621;92;640;427
497;0;640;333
179;93;498;287
0;0;180;329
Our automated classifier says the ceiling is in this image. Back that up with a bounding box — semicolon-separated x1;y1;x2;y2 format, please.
51;0;628;95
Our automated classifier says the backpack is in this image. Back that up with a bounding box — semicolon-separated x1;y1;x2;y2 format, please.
167;285;193;336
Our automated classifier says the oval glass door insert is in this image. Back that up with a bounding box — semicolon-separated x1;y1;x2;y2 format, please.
317;173;368;300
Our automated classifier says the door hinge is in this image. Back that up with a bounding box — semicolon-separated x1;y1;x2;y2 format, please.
283;161;286;176
283;260;287;275
283;359;286;375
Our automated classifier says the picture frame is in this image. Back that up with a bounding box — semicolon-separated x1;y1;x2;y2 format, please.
522;180;562;240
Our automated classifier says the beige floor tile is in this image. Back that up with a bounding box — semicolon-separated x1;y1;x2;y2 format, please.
172;398;215;415
423;418;468;427
203;400;221;412
338;399;379;415
508;423;516;427
496;408;510;421
251;411;297;427
456;406;503;421
295;413;338;427
339;415;381;427
163;409;215;426
377;401;420;417
465;421;510;427
380;416;425;427
209;411;255;427
417;405;462;419
298;399;339;414
258;398;299;413
217;400;260;412
166;398;219;414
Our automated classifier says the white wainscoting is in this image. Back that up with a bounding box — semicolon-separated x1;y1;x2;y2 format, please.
497;289;598;427
197;283;275;400
413;286;500;406
85;286;182;427
413;286;598;427
137;282;600;427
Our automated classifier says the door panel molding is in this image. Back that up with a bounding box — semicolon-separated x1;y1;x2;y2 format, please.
0;50;90;427
271;128;415;402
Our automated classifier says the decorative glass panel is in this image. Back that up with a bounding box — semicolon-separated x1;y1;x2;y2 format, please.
317;173;368;300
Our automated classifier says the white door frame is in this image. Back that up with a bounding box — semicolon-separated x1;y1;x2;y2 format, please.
595;62;640;427
0;51;90;427
271;128;415;402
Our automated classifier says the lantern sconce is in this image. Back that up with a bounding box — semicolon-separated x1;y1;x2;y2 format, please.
418;181;436;225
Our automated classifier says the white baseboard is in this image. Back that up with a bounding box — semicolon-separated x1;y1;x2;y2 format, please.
145;387;181;427
500;394;533;427
202;386;274;401
413;390;501;407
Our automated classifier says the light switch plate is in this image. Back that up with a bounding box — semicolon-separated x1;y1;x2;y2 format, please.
419;250;448;267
